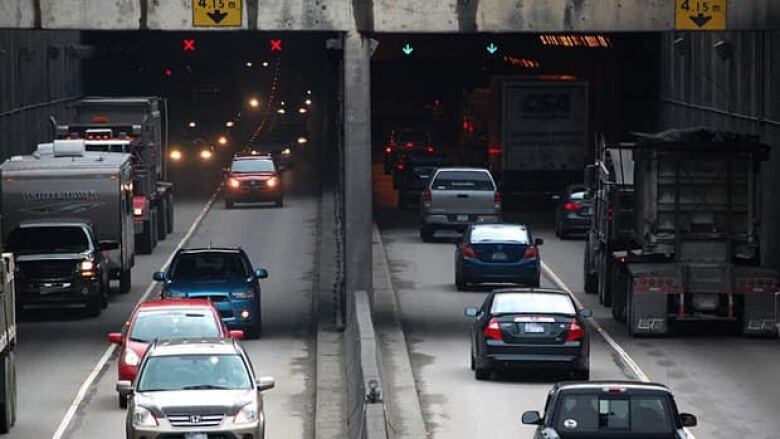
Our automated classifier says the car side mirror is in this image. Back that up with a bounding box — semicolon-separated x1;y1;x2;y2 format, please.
99;240;120;251
256;376;275;391
228;330;244;340
464;307;478;318
521;410;542;425
680;413;697;427
116;380;133;395
578;308;593;319
152;271;166;282
107;332;123;344
255;268;268;279
534;238;544;246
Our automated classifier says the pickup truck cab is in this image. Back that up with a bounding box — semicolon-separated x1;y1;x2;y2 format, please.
420;168;501;241
7;221;118;317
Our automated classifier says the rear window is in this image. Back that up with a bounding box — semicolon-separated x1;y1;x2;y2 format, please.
130;310;221;342
554;394;674;434
8;226;90;254
491;293;575;315
431;171;494;191
471;226;529;244
231;159;275;173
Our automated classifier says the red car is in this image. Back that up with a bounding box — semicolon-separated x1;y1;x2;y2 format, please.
224;154;284;208
107;298;243;408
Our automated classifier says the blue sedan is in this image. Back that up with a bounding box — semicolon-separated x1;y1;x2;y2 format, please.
454;223;542;291
153;248;268;338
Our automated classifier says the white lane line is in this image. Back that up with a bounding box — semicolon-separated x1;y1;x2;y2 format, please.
541;262;697;439
51;186;222;439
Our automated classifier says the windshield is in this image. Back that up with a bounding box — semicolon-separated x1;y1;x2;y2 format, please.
231;159;275;173
137;354;252;392
491;293;576;315
7;227;90;254
170;253;249;281
129;310;221;342
555;394;674;433
431;170;494;191
471;226;529;244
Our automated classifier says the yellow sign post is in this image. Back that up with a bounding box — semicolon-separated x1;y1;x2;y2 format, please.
193;0;242;27
675;0;726;30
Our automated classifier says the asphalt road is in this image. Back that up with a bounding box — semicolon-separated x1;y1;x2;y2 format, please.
373;165;780;439
8;151;319;439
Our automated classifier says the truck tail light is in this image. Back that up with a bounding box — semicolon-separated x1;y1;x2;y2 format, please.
422;190;432;208
494;191;502;210
484;318;503;341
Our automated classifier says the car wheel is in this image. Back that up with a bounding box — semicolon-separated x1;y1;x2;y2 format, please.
470;354;475;371
474;366;490;381
420;226;434;242
275;198;284;208
455;275;467;292
100;276;109;309
86;294;101;317
119;269;132;294
118;393;128;409
573;368;590;381
225;199;234;209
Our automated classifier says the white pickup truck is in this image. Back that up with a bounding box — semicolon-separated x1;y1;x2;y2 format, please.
419;168;502;241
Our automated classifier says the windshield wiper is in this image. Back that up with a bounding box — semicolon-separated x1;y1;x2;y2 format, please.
180;384;232;390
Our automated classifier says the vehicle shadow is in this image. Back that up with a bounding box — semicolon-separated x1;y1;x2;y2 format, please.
488;368;577;384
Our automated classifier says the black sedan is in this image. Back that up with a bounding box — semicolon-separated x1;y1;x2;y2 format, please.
465;288;591;381
554;184;592;238
522;381;698;438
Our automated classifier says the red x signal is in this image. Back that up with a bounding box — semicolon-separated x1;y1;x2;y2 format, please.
183;39;196;52
270;39;283;52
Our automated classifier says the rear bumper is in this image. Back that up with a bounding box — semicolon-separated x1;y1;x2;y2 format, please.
461;259;539;284
480;341;586;370
423;214;501;229
559;217;590;233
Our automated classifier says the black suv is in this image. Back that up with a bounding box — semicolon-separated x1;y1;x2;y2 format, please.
522;381;697;438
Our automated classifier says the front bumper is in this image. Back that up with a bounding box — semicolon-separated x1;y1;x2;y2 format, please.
213;300;260;330
461;258;539;284
225;185;282;202
17;278;99;308
423;213;501;229
127;418;263;439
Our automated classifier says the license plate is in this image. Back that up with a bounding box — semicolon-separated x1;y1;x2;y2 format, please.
185;434;208;439
491;251;508;261
457;215;469;222
524;323;546;333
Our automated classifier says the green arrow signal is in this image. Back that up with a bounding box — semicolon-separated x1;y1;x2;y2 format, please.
486;43;498;54
402;43;414;55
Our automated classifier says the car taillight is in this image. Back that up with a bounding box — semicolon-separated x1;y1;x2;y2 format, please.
607;204;614;220
494;191;502;209
566;320;584;342
564;201;582;211
523;246;538;259
385;146;392;154
405;141;414;148
423;190;432;207
426;146;434;153
396;163;404;171
484;318;503;341
462;244;477;259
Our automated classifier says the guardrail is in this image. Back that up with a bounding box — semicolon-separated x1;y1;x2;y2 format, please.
345;290;389;439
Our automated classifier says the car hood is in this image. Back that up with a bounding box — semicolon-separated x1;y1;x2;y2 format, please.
166;279;250;296
135;389;255;417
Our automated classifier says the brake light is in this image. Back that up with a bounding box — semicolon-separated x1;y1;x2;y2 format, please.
385;146;392;154
488;146;502;156
564;201;582;211
523;246;538;259
405;142;414;148
396;163;404;171
484;318;502;341
462;244;477;259
423;190;432;207
607;205;614;220
426;146;434;153
494;191;502;210
566;320;584;341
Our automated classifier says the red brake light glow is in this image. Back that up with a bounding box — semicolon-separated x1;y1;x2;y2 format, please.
423;190;432;207
484;318;503;341
564;201;582;211
426;146;434;153
462;244;477;259
523;246;538;259
405;142;414;148
566;320;584;342
385;146;392;154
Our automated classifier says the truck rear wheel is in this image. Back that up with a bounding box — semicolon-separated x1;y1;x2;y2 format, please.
583;241;597;294
165;193;174;234
119;269;132;294
157;201;168;241
138;212;158;255
611;265;627;323
0;350;17;433
598;252;613;307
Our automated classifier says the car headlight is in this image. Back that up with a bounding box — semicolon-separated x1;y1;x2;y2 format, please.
132;406;158;427
228;178;240;188
281;148;291;156
79;260;95;271
232;290;255;299
133;207;143;216
123;348;141;367
266;177;278;188
234;402;258;425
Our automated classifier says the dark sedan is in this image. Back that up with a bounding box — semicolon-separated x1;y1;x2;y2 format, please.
396;151;446;209
522;381;698;438
465;288;591;381
554;184;592;238
455;223;542;290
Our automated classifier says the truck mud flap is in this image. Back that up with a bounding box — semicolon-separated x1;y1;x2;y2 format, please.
742;293;777;337
629;293;668;336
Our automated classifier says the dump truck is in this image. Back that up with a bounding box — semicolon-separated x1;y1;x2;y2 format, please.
54;97;174;254
583;128;778;336
461;76;589;198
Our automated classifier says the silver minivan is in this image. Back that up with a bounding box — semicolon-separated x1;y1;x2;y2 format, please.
420;167;501;241
122;338;274;439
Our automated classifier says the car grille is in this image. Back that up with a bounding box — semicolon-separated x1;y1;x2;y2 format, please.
218;309;234;319
18;260;76;281
167;413;225;428
240;180;268;189
200;295;229;303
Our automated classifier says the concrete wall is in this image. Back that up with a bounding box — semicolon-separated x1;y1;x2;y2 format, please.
658;30;780;269
0;30;83;159
2;1;779;32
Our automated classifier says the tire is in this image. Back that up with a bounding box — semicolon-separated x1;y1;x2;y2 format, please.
583;241;598;295
0;351;16;433
420;226;434;242
137;216;156;255
598;252;613;307
86;293;101;317
275;198;284;208
225;199;234;209
118;392;128;409
528;276;541;288
119;269;132;294
573;368;590;381
612;267;627;323
474;365;490;381
150;210;158;250
99;275;109;309
166;193;174;234
157;202;168;241
470;354;475;371
455;272;467;291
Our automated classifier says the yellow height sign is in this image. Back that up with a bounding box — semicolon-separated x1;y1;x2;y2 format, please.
675;0;726;30
193;0;242;27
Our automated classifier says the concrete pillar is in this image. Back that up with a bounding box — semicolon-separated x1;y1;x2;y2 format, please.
343;31;373;294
